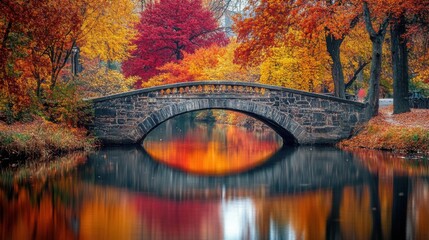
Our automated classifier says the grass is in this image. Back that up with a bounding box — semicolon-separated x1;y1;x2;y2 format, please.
0;118;97;160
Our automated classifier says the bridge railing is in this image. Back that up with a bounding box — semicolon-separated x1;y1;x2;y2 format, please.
88;81;366;106
151;83;268;96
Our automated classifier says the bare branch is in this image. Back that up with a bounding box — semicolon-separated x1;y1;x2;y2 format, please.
345;61;369;89
363;1;390;39
363;2;376;38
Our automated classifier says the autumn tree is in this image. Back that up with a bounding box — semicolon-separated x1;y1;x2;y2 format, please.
142;41;258;87
0;0;82;120
29;0;83;95
0;1;34;115
341;25;373;93
0;0;139;121
234;0;361;98
202;41;259;81
258;31;332;92
122;0;228;86
361;0;429;115
0;0;138;92
409;35;429;92
78;65;138;98
389;1;429;114
79;0;138;63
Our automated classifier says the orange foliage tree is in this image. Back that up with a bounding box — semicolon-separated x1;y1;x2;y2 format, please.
142;41;258;88
234;0;361;98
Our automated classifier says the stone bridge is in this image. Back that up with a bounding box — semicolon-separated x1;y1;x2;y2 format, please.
89;81;368;145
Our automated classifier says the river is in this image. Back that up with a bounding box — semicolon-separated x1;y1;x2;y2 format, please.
1;111;428;239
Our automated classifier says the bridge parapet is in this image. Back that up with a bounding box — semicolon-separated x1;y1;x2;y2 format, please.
91;81;364;104
89;81;368;145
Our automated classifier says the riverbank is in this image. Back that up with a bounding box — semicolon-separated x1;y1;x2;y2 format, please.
0;118;97;161
339;106;429;155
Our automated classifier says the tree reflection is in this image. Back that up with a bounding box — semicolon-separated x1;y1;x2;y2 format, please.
326;186;343;240
391;176;409;240
369;173;383;240
1;142;429;239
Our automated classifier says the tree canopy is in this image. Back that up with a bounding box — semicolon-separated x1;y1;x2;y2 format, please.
122;0;228;85
0;0;138;120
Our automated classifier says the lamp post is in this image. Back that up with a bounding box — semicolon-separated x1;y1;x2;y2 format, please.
71;46;80;76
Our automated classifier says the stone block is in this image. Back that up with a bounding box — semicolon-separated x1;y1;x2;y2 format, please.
312;126;338;134
313;112;326;122
310;99;321;108
95;108;116;117
349;114;358;124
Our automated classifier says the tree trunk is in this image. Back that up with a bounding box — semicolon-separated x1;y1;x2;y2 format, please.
362;3;389;117
391;15;410;114
326;34;345;99
0;21;13;82
366;37;384;117
36;79;42;98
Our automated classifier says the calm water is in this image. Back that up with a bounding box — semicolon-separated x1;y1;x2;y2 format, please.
1;113;429;240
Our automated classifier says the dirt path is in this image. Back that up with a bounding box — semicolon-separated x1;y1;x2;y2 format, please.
379;106;429;129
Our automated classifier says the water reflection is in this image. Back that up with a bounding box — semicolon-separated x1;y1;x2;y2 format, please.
1;127;429;239
142;113;283;175
2;168;428;239
75;146;366;197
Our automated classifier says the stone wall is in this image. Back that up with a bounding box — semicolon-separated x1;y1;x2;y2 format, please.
89;81;368;145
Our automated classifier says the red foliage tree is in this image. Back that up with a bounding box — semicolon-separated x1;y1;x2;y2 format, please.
122;0;228;86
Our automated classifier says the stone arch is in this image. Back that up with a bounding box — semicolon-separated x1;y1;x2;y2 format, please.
130;99;309;144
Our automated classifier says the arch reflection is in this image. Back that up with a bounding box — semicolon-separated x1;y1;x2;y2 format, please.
142;110;283;175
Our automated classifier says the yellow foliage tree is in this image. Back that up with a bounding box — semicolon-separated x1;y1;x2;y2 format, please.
79;0;138;62
341;24;372;80
259;33;332;92
341;24;383;95
202;41;259;81
258;26;377;94
79;66;138;98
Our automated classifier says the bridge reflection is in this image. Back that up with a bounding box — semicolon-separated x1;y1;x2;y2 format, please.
80;146;369;198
